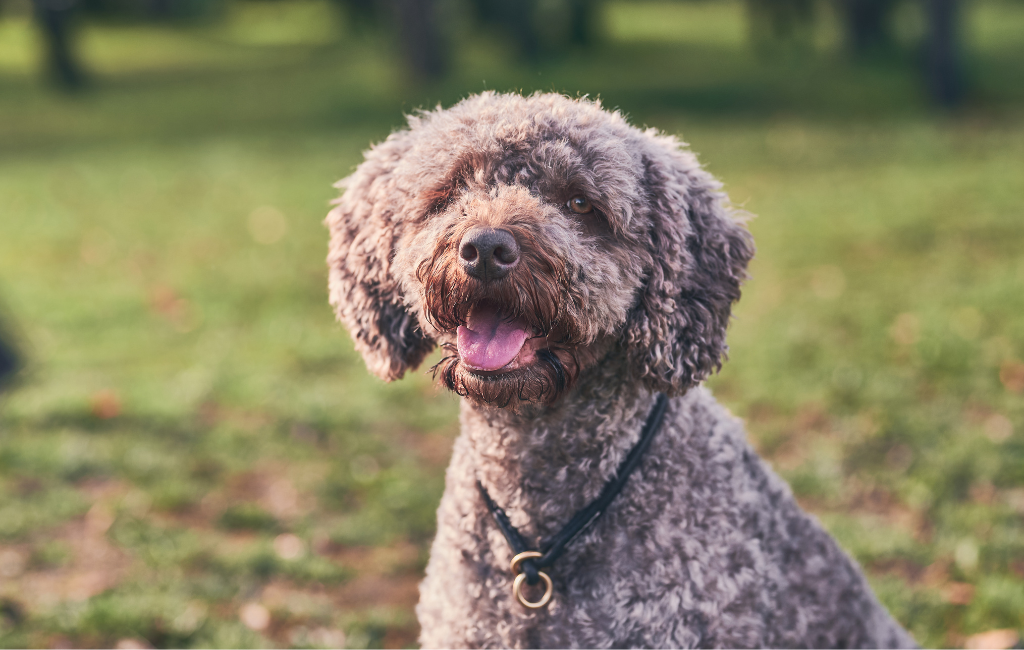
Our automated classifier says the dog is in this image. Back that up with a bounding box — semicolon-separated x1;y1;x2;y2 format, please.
326;92;917;648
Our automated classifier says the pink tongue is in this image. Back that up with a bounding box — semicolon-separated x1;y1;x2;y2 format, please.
456;304;530;371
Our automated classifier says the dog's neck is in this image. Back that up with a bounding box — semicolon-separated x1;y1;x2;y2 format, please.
461;352;664;542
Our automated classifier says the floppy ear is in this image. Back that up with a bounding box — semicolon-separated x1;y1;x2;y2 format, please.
326;130;435;381
621;132;755;395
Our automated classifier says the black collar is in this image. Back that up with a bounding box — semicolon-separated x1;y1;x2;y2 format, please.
477;392;669;607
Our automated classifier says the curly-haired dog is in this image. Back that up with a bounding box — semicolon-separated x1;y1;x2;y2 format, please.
326;92;916;648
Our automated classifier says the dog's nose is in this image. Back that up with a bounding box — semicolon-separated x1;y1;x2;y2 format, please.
459;227;520;281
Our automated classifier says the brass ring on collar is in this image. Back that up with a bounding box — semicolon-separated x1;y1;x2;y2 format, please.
509;550;543;575
513;570;553;609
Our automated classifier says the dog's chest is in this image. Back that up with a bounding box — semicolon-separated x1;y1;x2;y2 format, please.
418;407;781;648
432;475;772;649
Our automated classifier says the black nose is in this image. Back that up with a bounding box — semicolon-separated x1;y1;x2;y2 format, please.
459;227;520;281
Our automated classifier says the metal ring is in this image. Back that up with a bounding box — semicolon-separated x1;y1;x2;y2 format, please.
513;570;553;609
509;550;542;575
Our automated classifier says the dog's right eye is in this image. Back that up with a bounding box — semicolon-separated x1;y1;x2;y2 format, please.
567;196;593;214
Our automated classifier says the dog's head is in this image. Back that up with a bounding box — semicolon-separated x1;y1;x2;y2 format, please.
327;92;753;407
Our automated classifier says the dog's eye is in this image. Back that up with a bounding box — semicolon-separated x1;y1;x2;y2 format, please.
567;196;593;214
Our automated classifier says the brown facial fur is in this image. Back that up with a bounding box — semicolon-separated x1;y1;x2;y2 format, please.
326;92;754;407
413;186;593;406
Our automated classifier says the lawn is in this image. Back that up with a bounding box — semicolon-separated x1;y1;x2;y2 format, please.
0;0;1023;647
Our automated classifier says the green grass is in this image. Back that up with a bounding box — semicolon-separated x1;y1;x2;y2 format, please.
0;0;1023;647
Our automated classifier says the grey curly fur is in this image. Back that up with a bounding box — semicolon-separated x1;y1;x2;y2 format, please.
326;92;917;648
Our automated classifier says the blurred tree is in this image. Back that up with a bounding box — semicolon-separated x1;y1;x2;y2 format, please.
748;0;964;107
925;0;961;106
331;0;446;80
33;0;86;90
394;0;446;79
746;0;816;50
841;0;900;55
844;0;962;106
472;0;601;63
473;0;539;61
564;0;598;48
80;0;223;21
335;0;379;30
332;0;599;80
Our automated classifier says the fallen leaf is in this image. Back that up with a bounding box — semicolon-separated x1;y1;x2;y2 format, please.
941;581;975;605
1000;360;1024;394
90;390;121;419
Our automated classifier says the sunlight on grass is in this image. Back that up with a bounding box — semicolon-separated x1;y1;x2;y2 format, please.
971;0;1024;50
0;15;37;75
80;24;252;74
221;0;343;46
603;0;747;47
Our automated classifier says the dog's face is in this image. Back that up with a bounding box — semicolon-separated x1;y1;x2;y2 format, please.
394;154;648;406
327;93;753;408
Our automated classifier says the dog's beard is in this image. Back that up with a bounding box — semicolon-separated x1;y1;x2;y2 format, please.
431;343;580;407
417;225;584;407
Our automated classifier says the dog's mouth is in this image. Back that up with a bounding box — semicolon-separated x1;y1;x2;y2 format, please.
420;239;585;404
455;302;545;374
434;298;580;406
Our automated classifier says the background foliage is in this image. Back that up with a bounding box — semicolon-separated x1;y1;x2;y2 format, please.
0;0;1023;647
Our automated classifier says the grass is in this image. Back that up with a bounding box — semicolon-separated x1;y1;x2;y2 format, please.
0;0;1023;647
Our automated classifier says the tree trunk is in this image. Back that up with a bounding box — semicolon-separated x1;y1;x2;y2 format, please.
567;0;597;48
33;0;85;90
842;0;894;55
394;0;445;81
925;0;961;107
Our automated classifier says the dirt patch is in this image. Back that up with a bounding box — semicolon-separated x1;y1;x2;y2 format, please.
0;515;134;616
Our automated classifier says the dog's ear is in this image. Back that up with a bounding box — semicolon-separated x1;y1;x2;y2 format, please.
326;130;435;381
622;132;755;395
